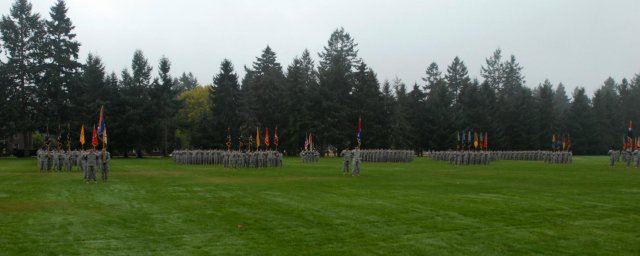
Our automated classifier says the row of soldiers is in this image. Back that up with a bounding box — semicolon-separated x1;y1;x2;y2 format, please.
223;151;283;168
541;151;573;164
172;150;228;165
340;149;362;176
171;149;283;168
36;148;110;182
300;150;320;163
609;148;640;167
430;151;491;165
359;149;415;163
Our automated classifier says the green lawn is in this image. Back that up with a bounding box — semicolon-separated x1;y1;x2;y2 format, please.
0;156;639;255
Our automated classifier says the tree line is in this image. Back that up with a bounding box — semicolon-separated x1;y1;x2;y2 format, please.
1;0;638;157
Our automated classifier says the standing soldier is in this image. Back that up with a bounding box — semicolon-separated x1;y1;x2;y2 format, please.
352;148;361;176
101;149;111;181
86;149;99;183
608;146;616;167
341;148;351;175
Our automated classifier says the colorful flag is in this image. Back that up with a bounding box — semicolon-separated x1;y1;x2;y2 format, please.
91;125;98;148
265;128;270;147
562;134;566;151
567;134;571;151
256;127;260;149
478;132;484;150
473;132;478;149
304;133;309;151
97;105;105;139
103;126;108;145
309;133;313;150
79;124;85;146
552;134;557;150
274;127;279;147
484;132;488;150
357;117;362;148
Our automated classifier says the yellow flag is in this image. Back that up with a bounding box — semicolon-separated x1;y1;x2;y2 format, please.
79;125;85;145
256;127;260;148
103;126;108;145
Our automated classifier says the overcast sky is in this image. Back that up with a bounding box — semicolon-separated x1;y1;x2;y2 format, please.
8;0;640;96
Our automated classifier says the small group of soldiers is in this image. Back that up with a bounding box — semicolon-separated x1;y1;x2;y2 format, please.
541;151;572;164
171;149;283;168
172;150;228;165
491;151;548;161
223;150;283;168
36;147;110;183
359;149;414;163
430;151;491;165
300;150;320;163
609;147;640;168
340;148;362;176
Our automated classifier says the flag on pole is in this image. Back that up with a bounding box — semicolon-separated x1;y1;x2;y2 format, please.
357;117;362;148
256;127;261;149
473;132;478;149
567;134;571;151
79;124;85;146
562;134;566;151
309;133;313;151
478;132;483;150
97;105;105;139
274;127;279;147
467;130;472;149
265;128;270;147
91;125;98;148
103;126;108;145
552;134;557;150
484;132;488;150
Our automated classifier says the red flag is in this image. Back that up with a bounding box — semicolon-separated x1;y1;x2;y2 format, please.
484;132;488;150
303;133;309;151
264;128;270;147
274;127;279;147
91;125;98;148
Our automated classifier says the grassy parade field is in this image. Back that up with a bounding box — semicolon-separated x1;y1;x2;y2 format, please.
0;156;639;255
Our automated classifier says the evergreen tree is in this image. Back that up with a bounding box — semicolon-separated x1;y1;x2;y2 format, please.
317;28;360;152
0;0;46;155
120;50;153;157
40;0;80;126
407;83;426;153
422;62;441;91
445;56;470;101
209;59;241;148
244;45;286;139
535;79;555;149
592;77;621;152
151;56;180;156
481;48;503;91
174;72;198;92
567;87;596;154
390;79;412;149
284;49;317;153
352;62;384;149
379;80;395;149
553;82;570;132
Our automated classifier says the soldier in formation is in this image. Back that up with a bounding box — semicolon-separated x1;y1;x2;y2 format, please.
341;148;351;175
171;149;283;169
359;149;414;163
300;150;320;163
608;147;617;167
352;148;361;176
36;147;81;172
430;151;491;165
541;151;573;164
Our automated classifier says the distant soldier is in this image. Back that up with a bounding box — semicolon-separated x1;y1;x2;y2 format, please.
634;148;640;168
625;148;632;167
341;149;351;175
608;147;616;167
86;149;99;183
101;150;111;181
352;149;361;176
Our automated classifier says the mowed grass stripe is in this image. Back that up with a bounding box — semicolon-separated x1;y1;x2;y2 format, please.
0;156;639;255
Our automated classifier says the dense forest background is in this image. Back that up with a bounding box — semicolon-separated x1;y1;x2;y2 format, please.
1;0;638;156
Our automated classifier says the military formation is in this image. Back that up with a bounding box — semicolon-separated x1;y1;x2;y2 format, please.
609;148;640;168
36;148;110;183
300;150;320;163
430;151;491;165
172;149;283;168
358;149;415;163
340;148;361;176
429;150;573;165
